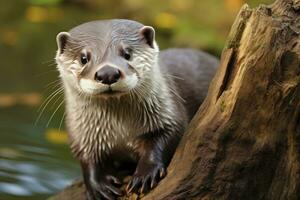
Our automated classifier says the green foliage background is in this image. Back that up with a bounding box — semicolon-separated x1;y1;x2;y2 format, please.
0;0;272;93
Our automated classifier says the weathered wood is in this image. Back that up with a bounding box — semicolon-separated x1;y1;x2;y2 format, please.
49;0;300;199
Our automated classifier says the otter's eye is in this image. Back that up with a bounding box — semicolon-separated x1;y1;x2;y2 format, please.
124;52;131;60
121;48;132;61
80;52;90;65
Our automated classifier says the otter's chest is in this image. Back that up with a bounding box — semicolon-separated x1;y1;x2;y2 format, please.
66;102;154;161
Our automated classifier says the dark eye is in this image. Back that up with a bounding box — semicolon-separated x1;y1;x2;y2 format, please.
124;52;131;60
80;52;90;65
121;48;132;61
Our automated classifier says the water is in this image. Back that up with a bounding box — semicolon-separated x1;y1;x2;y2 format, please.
0;106;80;200
0;1;83;196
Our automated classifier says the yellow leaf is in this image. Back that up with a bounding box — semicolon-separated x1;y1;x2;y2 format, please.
46;129;68;144
155;13;177;29
25;6;64;23
225;0;244;12
25;6;48;23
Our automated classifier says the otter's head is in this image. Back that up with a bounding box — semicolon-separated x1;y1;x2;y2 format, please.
55;19;159;98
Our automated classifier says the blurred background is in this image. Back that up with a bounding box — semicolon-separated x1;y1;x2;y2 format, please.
0;0;273;199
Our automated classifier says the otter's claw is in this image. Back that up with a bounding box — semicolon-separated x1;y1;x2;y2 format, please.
87;175;122;200
126;164;166;194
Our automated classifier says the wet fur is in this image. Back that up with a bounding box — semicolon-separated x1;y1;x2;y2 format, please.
55;19;219;199
62;48;218;163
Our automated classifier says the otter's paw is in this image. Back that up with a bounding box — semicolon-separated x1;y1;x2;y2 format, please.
87;175;122;200
126;162;166;194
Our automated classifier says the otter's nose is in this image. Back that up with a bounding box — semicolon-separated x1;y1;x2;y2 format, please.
95;66;121;85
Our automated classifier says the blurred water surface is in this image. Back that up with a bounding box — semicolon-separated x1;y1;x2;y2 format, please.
0;106;80;200
0;0;273;199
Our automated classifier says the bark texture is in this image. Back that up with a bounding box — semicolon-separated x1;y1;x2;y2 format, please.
48;0;300;199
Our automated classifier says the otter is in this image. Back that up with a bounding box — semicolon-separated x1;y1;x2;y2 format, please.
55;19;218;200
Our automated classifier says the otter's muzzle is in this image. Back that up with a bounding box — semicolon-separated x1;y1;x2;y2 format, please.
94;65;121;85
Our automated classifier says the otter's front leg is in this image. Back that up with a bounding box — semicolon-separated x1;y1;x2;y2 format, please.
127;128;181;194
81;161;123;200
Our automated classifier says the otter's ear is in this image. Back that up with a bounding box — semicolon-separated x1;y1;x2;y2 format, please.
56;32;70;54
139;26;155;48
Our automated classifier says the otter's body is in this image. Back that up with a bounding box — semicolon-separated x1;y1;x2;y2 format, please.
55;19;218;200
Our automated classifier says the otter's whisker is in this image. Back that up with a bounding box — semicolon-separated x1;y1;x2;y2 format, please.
35;87;63;125
45;79;61;89
59;111;66;131
46;99;65;127
38;87;63;113
35;69;58;77
42;82;62;95
163;74;185;81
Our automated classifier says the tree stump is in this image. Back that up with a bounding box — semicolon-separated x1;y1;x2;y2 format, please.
48;0;300;199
